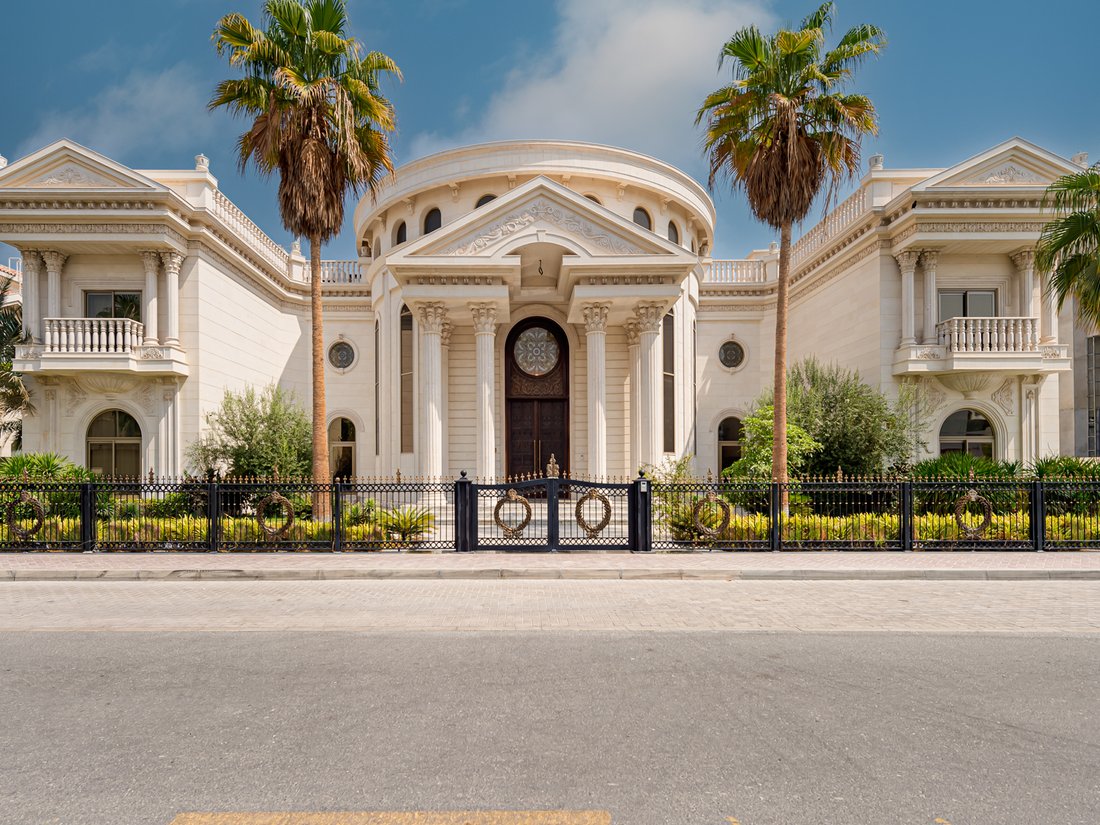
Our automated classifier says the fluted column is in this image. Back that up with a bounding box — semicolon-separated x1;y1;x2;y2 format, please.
919;250;939;344
895;251;919;346
583;303;610;479
1011;249;1036;320
1036;260;1058;344
160;251;183;346
417;303;447;479
40;250;67;321
19;251;42;341
140;251;160;344
634;303;664;469
625;320;640;473
470;303;498;479
440;320;452;477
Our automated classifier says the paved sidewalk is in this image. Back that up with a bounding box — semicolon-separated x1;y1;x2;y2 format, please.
2;550;1099;581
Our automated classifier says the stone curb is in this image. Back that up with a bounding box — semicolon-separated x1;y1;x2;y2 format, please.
3;568;1099;582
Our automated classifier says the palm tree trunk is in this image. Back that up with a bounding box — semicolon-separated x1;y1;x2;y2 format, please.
309;232;331;511
772;221;792;503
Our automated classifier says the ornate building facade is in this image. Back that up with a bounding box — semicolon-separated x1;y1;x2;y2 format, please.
0;137;1091;478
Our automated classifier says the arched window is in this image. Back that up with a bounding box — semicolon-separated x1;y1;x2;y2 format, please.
475;194;496;208
939;409;995;458
662;310;675;453
359;237;372;258
718;416;743;472
584;194;602;205
400;304;414;453
329;417;356;479
667;221;679;245
87;410;141;477
423;208;442;234
394;221;407;246
632;207;652;231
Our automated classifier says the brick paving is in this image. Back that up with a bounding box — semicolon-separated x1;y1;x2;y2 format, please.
1;550;1098;581
1;579;1097;632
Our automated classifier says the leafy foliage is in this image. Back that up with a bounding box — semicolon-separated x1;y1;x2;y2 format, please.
1036;165;1100;327
188;385;312;478
0;452;91;481
378;506;435;543
0;276;30;446
722;405;822;479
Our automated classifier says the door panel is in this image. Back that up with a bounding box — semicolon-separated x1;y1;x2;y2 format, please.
507;400;538;478
538;400;568;472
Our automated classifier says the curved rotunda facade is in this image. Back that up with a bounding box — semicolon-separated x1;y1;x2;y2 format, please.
0;137;1091;478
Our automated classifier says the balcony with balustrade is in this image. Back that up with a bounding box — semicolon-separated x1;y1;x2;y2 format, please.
14;317;188;377
893;315;1069;375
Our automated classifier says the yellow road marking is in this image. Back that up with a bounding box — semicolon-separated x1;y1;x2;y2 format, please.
170;813;611;825
934;819;953;825
727;818;741;825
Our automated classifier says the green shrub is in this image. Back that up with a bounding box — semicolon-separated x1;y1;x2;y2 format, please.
378;506;435;543
342;500;377;526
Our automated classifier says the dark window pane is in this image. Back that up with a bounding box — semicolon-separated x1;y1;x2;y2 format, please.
476;194;496;208
662;313;675;372
718;416;743;442
86;292;113;318
115;293;141;321
632;207;651;230
116;412;141;438
938;292;964;322
939;410;970;437
667;221;679;244
115;443;141;478
88;443;113;476
87;412;116;437
663;374;675;453
395;222;407;245
423;208;442;234
968;291;996;317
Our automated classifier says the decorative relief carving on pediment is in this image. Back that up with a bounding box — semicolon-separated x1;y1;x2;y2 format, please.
441;199;645;256
962;163;1044;185
25;163;122;188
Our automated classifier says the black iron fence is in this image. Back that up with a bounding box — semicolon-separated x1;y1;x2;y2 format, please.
0;472;1097;552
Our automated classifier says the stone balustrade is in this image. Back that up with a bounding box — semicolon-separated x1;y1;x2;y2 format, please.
43;317;144;354
211;190;290;273
702;259;768;284
320;259;363;283
791;186;869;265
937;316;1039;353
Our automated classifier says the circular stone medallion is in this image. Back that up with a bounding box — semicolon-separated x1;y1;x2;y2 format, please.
514;327;560;376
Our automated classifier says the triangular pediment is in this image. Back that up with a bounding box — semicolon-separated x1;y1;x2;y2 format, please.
915;138;1080;190
391;176;693;262
0;140;164;191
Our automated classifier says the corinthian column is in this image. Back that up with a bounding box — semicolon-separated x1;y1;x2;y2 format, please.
440;320;453;477
583;303;610;479
417;303;447;478
470;303;498;479
634;303;664;469
40;250;67;321
160;251;183;346
140;251;161;344
624;319;640;473
19;251;42;341
1011;248;1036;319
895;251;920;346
919;250;939;344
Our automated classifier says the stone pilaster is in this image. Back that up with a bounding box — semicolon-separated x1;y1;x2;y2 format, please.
470;303;498;479
417;303;448;479
582;303;610;478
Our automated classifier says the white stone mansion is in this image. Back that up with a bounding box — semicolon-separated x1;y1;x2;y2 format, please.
0;137;1093;478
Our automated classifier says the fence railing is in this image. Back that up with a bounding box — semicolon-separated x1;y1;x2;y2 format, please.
0;474;1097;552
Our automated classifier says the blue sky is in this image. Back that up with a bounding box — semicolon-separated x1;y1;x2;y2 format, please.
2;0;1097;266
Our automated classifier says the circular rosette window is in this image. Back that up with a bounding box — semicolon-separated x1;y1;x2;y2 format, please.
513;327;560;376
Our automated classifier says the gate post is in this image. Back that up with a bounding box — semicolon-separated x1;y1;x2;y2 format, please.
80;482;96;552
207;481;220;552
769;482;782;552
331;481;344;553
1031;479;1045;553
455;471;471;552
547;475;560;551
900;479;913;552
633;472;652;552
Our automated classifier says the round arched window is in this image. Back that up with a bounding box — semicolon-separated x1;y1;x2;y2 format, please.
87;410;141;478
667;221;680;245
717;416;743;472
423;208;442;234
718;340;745;369
939;409;995;458
584;194;602;205
328;341;355;369
632;207;652;230
394;221;407;245
475;194;496;208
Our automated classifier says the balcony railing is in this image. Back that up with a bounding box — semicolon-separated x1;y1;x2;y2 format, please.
702;259;768;284
791;186;870;266
320;259;363;283
43;317;144;354
937;316;1039;353
211;190;290;274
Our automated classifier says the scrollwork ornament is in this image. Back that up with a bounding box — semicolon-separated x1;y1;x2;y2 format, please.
575;488;612;539
494;488;532;539
953;488;993;540
692;491;731;539
7;490;46;540
256;491;295;540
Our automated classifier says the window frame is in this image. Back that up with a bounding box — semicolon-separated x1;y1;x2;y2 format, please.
632;207;652;231
86;410;142;478
84;290;142;322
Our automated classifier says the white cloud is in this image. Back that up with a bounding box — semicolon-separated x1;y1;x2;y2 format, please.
408;0;772;175
18;63;216;160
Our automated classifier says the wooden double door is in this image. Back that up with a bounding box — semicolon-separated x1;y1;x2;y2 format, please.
505;318;569;478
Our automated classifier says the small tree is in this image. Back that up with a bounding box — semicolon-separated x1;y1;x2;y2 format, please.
724;405;821;479
189;385;311;478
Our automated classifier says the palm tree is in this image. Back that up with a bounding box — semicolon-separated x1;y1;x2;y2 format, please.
0;275;31;449
211;0;401;486
696;2;884;487
1037;166;1100;327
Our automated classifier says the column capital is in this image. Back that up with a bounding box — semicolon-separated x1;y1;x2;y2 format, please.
440;320;453;348
582;302;610;334
633;302;664;333
469;302;498;334
39;250;67;273
417;302;448;334
18;250;43;274
624;318;640;346
160;250;183;274
918;249;939;270
894;250;920;273
1010;248;1036;272
140;250;162;274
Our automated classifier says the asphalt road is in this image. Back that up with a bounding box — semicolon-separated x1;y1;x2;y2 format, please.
2;626;1098;825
